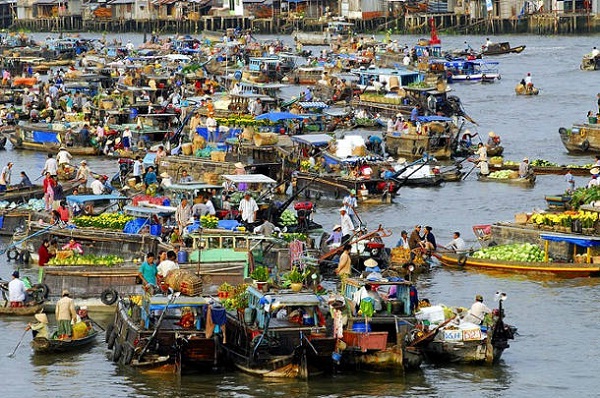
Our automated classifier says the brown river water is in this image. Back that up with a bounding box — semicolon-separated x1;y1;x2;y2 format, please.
1;33;600;397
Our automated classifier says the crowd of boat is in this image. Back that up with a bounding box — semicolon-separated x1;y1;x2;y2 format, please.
3;25;600;378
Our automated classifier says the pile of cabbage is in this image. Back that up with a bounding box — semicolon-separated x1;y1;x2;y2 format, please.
0;199;46;211
471;243;546;262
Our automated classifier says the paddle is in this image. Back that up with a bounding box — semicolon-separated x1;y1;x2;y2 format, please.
461;164;478;181
7;329;28;358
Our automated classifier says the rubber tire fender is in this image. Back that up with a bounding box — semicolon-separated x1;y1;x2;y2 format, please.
122;345;134;365
105;323;115;345
465;75;471;80
112;342;122;362
6;248;19;261
558;127;568;135
581;140;590;152
100;288;119;306
32;283;49;299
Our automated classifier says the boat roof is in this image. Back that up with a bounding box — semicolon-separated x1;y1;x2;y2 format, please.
66;194;128;204
445;59;500;67
291;134;333;146
540;233;600;247
248;286;322;306
222;174;276;184
298;101;329;109
165;182;222;191
148;295;210;310
416;116;454;123
123;204;177;216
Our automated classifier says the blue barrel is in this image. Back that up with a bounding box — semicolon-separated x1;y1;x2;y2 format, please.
149;224;161;236
234;70;242;81
177;250;188;264
352;322;371;332
129;107;138;120
162;198;170;206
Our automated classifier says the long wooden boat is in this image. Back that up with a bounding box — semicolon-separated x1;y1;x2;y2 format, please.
0;304;44;315
221;286;336;379
559;123;600;154
482;42;526;56
108;296;221;371
477;173;536;186
490;163;592;176
385;123;458;161
32;328;98;354
439;252;600;277
10;123;100;156
0;181;80;203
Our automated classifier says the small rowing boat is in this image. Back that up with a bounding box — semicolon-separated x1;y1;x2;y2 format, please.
0;304;44;316
32;328;98;354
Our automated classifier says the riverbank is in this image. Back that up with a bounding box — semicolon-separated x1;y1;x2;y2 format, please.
6;12;600;35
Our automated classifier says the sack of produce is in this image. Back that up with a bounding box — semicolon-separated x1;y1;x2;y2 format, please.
72;321;89;339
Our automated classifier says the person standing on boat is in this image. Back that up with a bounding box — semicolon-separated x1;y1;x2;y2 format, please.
396;230;410;249
55;289;78;339
43;172;56;212
339;208;355;243
519;157;532;178
38;239;53;266
26;313;49;339
342;190;358;226
122;127;132;151
486;132;501;150
476;143;489;176
484;38;493;50
463;295;491;325
91;174;105;195
335;244;352;277
74;160;90;186
8;271;27;308
57;146;72;170
565;171;575;194
157;250;179;279
138;252;158;289
175;198;192;234
42;153;59;177
0;161;12;192
132;156;143;184
410;103;421;124
239;192;259;225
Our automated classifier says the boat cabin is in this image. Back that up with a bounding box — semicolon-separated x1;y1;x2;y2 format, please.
351;66;423;90
66;194;129;216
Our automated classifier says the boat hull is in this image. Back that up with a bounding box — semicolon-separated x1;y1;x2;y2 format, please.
9;134;100;156
559;124;600;154
0;304;43;316
385;133;453;161
440;253;600;277
477;174;536;186
32;329;98;354
515;84;539;95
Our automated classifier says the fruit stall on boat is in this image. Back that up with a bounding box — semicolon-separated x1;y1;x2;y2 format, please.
107;294;221;372
406;297;515;364
337;277;423;371
384;116;460;160
220;285;337;379
488;159;593;176
559;123;600;154
477;170;536;186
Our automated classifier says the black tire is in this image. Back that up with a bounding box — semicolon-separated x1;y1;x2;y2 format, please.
122;345;134;365
6;248;19;261
100;288;118;306
581;140;590;152
105;323;114;345
112;342;122;362
20;250;31;264
558;127;568;135
32;283;49;299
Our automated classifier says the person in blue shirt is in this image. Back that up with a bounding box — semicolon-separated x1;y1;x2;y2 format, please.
138;252;157;288
144;165;158;187
410;103;421;123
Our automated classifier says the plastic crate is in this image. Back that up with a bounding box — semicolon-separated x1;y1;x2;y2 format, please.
342;330;388;352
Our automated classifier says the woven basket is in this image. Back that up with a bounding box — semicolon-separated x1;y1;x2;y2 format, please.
164;269;202;296
210;151;226;162
203;172;219;184
253;132;278;147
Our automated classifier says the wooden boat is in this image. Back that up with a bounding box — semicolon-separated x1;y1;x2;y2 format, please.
0;304;43;315
482;42;525;56
31;328;98;354
0;181;80;204
284;66;324;85
581;53;600;71
293;22;354;46
444;60;501;83
385;116;460;161
337;278;423;371
477;172;536;186
490;163;592;176
108;296;221;371
406;300;515;364
515;84;539;95
294;171;397;203
10;123;100;156
559;123;600;154
220;286;337;379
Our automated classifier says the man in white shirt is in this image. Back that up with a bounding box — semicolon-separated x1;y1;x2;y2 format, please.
57;147;72;166
8;271;27;307
204;195;216;216
463;295;491;325
91;175;105;195
238;192;258;224
132;156;143;183
175;198;192;234
42;153;59;176
157;250;179;278
592;47;600;57
206;114;217;142
339;207;355;242
446;231;467;254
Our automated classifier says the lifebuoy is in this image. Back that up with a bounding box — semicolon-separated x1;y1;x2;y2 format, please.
581;140;590;152
580;129;587;138
112;342;122;362
457;255;468;266
6;248;19;261
32;283;49;299
100;288;119;306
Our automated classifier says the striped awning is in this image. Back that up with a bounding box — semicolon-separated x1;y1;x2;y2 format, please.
298;101;328;109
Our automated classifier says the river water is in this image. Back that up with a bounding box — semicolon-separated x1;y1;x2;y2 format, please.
1;34;600;397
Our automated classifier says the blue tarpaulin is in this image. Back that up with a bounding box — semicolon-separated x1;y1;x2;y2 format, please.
255;112;310;122
32;131;59;143
540;233;600;247
416;116;454;123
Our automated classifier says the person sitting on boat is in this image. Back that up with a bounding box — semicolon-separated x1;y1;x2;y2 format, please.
74;160;90;186
18;171;32;188
410;103;421;124
62;238;83;255
396;230;410;249
38;239;53;266
486;132;501;149
476;143;489;175
335;244;352;277
26;313;49;339
179;170;193;184
176;307;196;329
524;73;533;92
57;147;72;170
326;225;343;248
8;271;27;308
254;219;277;236
56;289;77;339
423;226;437;252
587;173;600;188
463;295;491;325
90;174;105;195
138;252;158;290
446;232;467;254
57;201;69;222
519;157;532;178
565;170;575;194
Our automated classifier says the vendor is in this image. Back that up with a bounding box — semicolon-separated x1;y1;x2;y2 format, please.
62;238;83;254
26;313;49;339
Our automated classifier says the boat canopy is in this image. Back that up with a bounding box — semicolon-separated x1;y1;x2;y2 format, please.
416;116;454;123
123;204;176;217
66;194;128;204
540;233;600;247
222;174;277;184
291;134;333;147
248;286;322;306
147;295;210;310
165;183;222;191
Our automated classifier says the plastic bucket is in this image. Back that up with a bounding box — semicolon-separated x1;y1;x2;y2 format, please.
177;250;188;264
149;224;161;236
352;322;371;332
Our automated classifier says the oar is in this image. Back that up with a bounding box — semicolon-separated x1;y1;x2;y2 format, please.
138;291;180;359
7;329;28;358
462;164;478;181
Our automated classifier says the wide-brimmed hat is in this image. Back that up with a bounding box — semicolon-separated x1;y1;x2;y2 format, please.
591;167;600;175
35;313;49;323
339;207;346;212
397;157;407;164
488;132;496;137
364;258;378;268
234;162;245;169
333;224;341;231
80;160;87;164
160;172;170;178
522;157;529;162
350;189;356;195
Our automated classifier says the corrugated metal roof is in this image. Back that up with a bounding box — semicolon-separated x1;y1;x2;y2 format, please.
298;101;329;109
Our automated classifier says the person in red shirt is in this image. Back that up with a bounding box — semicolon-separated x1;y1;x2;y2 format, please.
38;239;53;266
42;172;56;212
57;201;70;222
